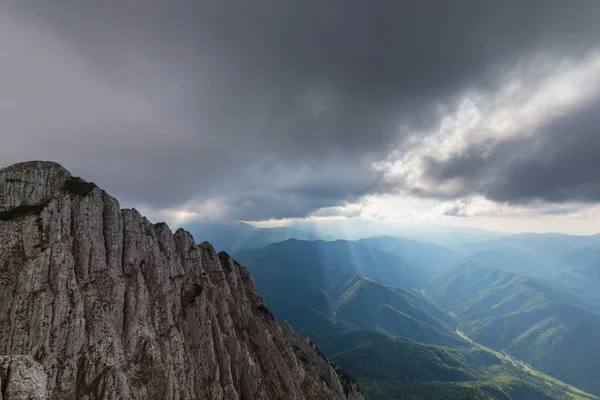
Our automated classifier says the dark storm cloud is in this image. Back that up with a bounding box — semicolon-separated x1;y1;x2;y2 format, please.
1;0;600;219
423;96;600;204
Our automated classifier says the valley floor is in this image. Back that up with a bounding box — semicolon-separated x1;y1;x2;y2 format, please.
455;329;597;400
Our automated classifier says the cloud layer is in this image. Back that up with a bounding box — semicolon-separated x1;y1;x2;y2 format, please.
2;0;600;220
382;53;600;203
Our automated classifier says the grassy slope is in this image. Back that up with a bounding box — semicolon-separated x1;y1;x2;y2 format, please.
334;274;464;347
430;263;600;396
332;335;598;400
249;267;467;349
235;237;600;399
235;240;467;348
546;258;600;308
331;336;499;382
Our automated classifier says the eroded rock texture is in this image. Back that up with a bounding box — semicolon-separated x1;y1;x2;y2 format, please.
0;161;363;400
0;356;48;400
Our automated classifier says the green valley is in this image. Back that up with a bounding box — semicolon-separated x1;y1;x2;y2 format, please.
234;237;600;399
429;263;600;396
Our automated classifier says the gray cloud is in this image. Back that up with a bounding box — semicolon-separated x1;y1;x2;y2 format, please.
1;0;600;219
488;99;600;204
441;204;469;218
422;96;600;205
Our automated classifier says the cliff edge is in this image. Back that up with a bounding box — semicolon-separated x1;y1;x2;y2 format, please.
0;161;363;400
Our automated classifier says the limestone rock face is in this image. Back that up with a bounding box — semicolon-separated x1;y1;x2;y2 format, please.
0;356;48;400
0;161;71;212
0;161;364;400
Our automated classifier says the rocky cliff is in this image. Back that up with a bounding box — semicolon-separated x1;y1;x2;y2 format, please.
0;161;363;400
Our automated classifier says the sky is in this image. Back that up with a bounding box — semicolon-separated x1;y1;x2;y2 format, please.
1;1;600;234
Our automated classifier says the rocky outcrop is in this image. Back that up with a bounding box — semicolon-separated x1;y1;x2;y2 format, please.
0;161;363;400
0;356;48;400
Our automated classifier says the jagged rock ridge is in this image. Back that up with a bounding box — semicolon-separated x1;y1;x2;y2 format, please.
0;161;363;400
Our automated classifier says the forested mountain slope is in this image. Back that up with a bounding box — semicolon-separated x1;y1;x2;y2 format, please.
430;262;600;396
236;239;600;399
235;241;465;349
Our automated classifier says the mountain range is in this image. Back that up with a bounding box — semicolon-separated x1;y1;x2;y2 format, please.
430;262;600;395
183;220;333;252
235;235;600;399
3;161;600;400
